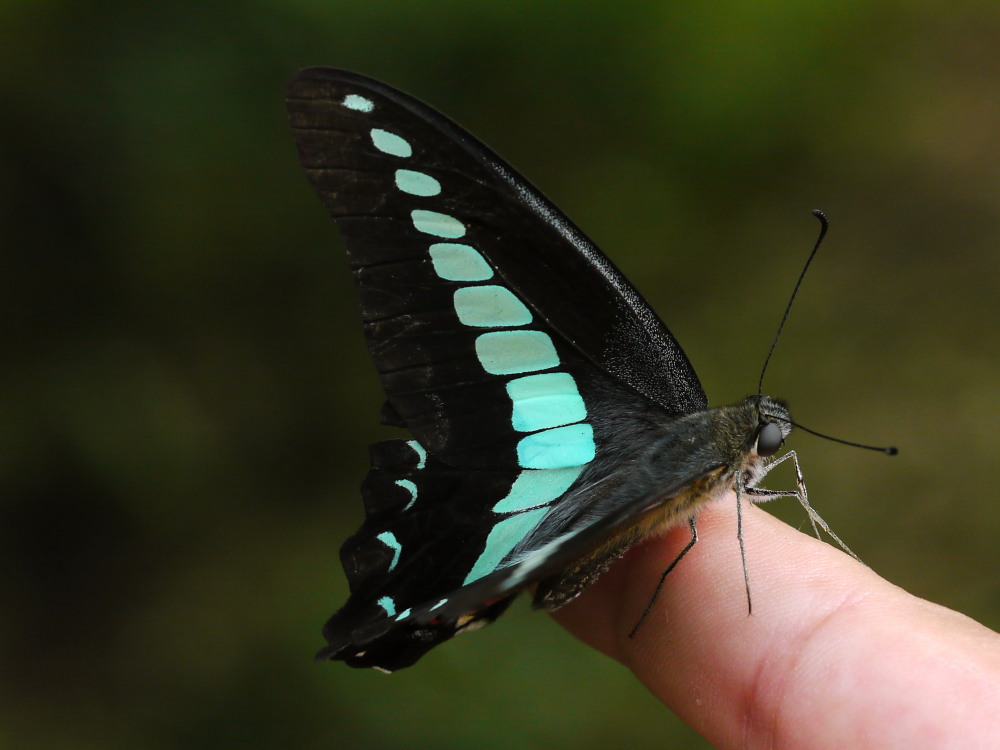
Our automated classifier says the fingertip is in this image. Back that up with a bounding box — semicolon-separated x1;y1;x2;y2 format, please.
551;501;884;744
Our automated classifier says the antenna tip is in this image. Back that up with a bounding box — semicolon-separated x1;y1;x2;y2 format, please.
885;446;899;456
811;209;828;223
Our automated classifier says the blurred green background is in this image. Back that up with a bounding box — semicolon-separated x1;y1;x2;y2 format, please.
3;1;999;748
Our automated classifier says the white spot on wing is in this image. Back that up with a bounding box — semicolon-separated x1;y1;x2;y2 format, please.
406;440;427;470
395;479;418;511
342;94;374;112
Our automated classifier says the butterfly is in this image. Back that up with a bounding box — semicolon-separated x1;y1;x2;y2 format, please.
286;68;814;672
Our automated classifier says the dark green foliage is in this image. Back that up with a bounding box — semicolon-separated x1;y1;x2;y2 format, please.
3;1;1000;748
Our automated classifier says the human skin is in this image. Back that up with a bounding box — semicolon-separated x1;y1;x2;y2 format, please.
552;499;1000;749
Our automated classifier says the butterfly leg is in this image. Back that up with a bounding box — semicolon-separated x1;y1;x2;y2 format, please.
748;450;860;562
628;516;698;639
735;472;755;614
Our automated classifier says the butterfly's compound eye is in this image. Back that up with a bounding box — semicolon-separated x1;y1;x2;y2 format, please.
755;422;784;457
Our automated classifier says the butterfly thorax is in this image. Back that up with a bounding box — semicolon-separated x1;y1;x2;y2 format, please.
532;394;791;609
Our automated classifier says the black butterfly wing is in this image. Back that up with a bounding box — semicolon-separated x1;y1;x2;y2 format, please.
286;68;710;670
288;68;705;459
325;421;721;673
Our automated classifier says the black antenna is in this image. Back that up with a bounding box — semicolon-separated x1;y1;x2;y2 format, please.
786;418;897;455
758;210;828;396
757;211;897;456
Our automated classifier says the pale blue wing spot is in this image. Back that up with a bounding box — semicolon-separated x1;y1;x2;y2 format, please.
462;506;550;585
406;440;427;469
492;465;585;513
395;478;418;510
475;330;560;375
428;243;493;281
506;372;587;432
370;128;412;157
411;209;465;238
395;608;411;621
516;423;596;469
394;169;441;196
376;531;402;571
377;596;397;617
342;94;374;112
453;286;532;328
430;599;448;611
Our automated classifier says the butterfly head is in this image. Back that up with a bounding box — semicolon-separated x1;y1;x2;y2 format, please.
750;395;792;459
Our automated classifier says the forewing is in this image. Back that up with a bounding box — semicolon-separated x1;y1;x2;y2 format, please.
287;67;706;470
